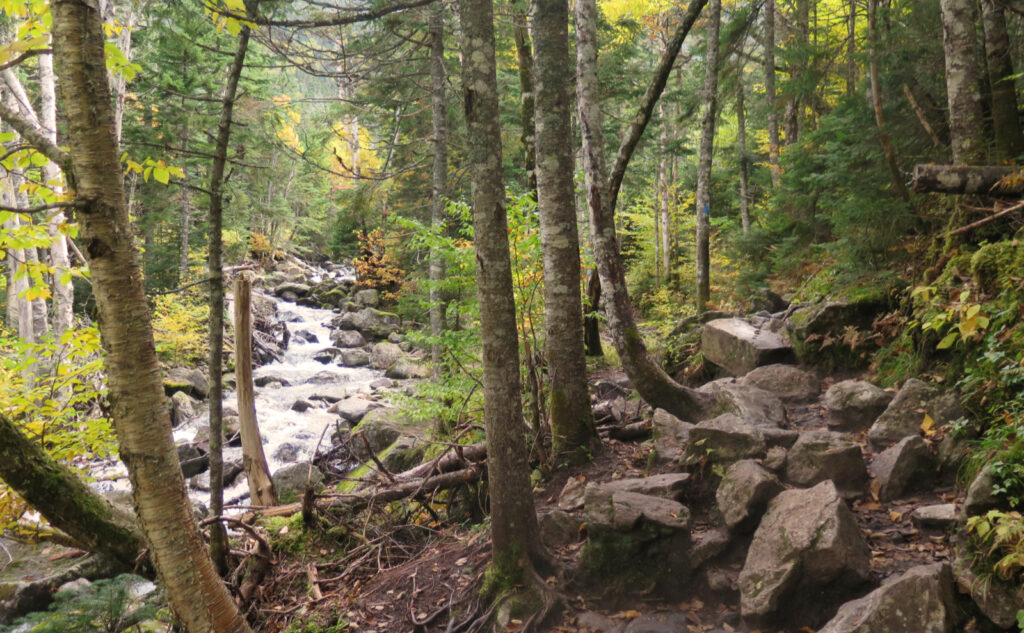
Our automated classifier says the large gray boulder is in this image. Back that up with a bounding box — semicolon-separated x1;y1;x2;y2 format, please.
963;464;1005;516
339;348;371;367
740;364;820;402
684;414;767;466
163;367;209;399
716;460;784;532
331;329;367;348
169;390;199;427
819;563;961;633
333;397;381;424
785;430;869;498
353;288;380;307
869;435;936;501
599;473;691;501
824;380;893;431
333;308;401;341
347;408;424;461
953;556;1024;629
274;281;311;300
385;357;431;379
370;341;404;369
701;318;795;376
271;463;324;503
697;380;787;428
651;408;694;463
867;379;963;449
738;481;873;628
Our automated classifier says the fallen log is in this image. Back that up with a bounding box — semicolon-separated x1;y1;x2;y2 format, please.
397;442;487;481
912;164;1023;195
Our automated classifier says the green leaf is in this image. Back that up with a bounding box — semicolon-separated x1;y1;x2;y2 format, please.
152;166;170;184
224;0;246;11
937;332;958;350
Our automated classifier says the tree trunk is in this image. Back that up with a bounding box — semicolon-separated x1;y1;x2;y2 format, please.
846;0;857;97
0;413;145;570
233;272;278;508
49;2;252;631
782;0;810;145
695;0;721;313
980;0;1024;159
765;0;780;186
429;8;447;371
868;0;910;201
457;0;542;569
531;0;597;460
583;269;602;356
576;0;712;421
658;102;671;279
180;172;192;284
737;80;750;234
512;2;537;193
940;0;987;165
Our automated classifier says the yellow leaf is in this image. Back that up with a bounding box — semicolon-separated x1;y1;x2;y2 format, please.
889;510;902;522
920;413;936;437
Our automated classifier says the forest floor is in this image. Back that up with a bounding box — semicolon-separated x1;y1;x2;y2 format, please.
253;369;967;633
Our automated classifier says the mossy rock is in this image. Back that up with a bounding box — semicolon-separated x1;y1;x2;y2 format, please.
970;241;1024;295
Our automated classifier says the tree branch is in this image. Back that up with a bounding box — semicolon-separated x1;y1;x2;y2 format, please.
0;201;81;214
208;0;437;29
0;100;71;168
0;48;51;72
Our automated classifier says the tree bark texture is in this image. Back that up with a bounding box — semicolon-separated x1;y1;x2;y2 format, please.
0;413;145;569
49;2;252;631
911;164;1020;194
940;0;987;165
736;80;750;234
531;0;597;459
576;0;711;422
980;0;1024;159
867;0;910;201
658;102;671;279
458;0;541;565
429;8;447;370
695;0;721;313
765;0;780;187
512;2;537;194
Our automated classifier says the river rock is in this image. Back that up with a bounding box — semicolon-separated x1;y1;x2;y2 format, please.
310;387;348;404
254;374;291;387
169;390;199;427
953;556;1024;629
716;460;784;532
824;379;893;431
163;367;209;399
274;281;311;300
599;473;691;501
370;341;403;369
309;370;342;384
740;364;820;401
684;414;767;466
785;430;868;498
333;308;400;341
380;437;426;473
869;435;936;501
339;348;370;367
819;563;960;633
312;347;342;364
331;329;367;348
273;442;302;463
290;398;313;412
911;504;957;529
738;481;873;628
385;357;430;379
353;288;380;307
333;397;381;424
272;463;324;503
292;329;318;344
177;443;209;478
651;408;694;463
349;408;413;459
698;380;787;427
701;318;796;376
867;379;963;449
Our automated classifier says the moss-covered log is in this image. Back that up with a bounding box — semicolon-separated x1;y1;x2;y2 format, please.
912;164;1021;194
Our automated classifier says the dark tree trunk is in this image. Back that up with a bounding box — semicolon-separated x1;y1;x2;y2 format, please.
695;0;721;313
765;0;780;186
512;2;537;193
940;0;987;165
868;0;910;201
429;8;448;370
980;0;1024;159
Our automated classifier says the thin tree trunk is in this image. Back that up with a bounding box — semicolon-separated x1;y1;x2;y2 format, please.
429;8;447;371
49;2;252;631
512;2;537;193
583;270;602;356
658;102;670;281
457;0;542;569
940;0;987;164
576;0;712;421
531;0;597;460
180;170;192;284
695;0;721;313
765;0;780;186
868;0;910;201
233;272;278;507
981;0;1024;159
846;0;857;97
737;80;750;234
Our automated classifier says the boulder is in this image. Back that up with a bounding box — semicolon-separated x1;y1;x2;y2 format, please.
538;509;582;548
177;443;208;478
273;281;311;299
963;464;1005;516
308;370;342;384
684;414;767;466
785;430;868;498
738;481;873;628
312;347;342;364
716;460;784;532
272;442;302;463
169;391;199;427
558;477;587;511
348;408;423;460
824;380;893;431
867;379;963;449
869;436;936;501
701;318;795;376
380;437;426;473
385;358;431;379
623;613;692;633
818;563;960;633
740;364;820;401
332;308;401;341
339;348;371;367
271;463;324;504
698;380;787;428
333;397;381;424
290;399;313;413
353;288;380;307
163;367;209;399
292;329;319;344
331;329;367;348
599;473;691;501
651;408;694;463
911;504;957;529
310;387;348;404
785;298;889;368
370;341;403;369
254;374;291;387
763;446;788;472
953;556;1024;630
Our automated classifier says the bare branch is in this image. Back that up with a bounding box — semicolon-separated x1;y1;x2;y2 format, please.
0;100;71;168
0;48;51;73
0;201;81;214
207;0;437;29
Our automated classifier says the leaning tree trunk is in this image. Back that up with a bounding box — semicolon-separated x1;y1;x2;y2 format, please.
939;0;987;165
50;2;252;632
695;0;721;314
0;413;145;570
429;8;447;370
458;0;542;570
980;0;1024;160
531;0;597;460
576;0;712;421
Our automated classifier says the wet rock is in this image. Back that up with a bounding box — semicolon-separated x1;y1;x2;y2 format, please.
716;460;784;532
370;341;403;369
274;281;311;299
272;463;324;504
701;317;795;376
964;464;1005;516
600;473;691;501
824;380;893;431
911;504;957;529
785;430;868;498
312;347;342;364
333;308;401;341
953;556;1024;629
684;414;767;466
819;563;960;633
387;332;403;344
224;458;245;486
177;443;209;478
740;364;820;401
558;477;587;510
698;380;787;427
163;367;209;399
254;374;291;387
651;408;694;463
290;399;313;412
333;397;381;424
331;329;367;348
349;408;416;460
539;509;582;548
292;329;318;343
868;379;963;449
869;436;936;501
169;390;199;427
623;612;692;633
311;387;348;404
738;481;873;628
339;349;371;367
370;378;395;390
273;442;302;463
353;288;379;307
385;357;430;379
